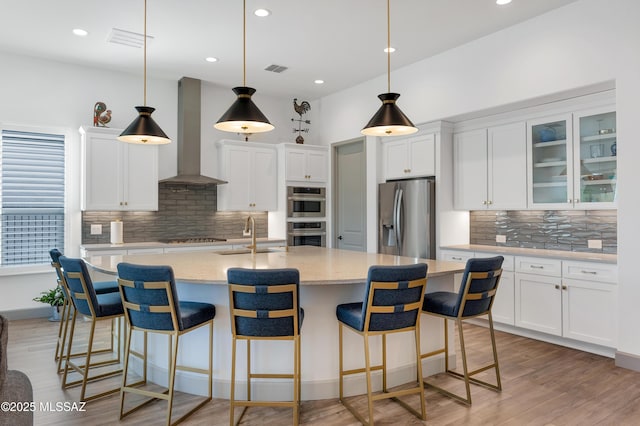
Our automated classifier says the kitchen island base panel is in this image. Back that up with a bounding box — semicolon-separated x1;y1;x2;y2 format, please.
83;246;465;400
123;275;456;400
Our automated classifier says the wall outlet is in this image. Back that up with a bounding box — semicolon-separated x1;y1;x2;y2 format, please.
588;239;603;249
90;224;102;235
242;230;251;237
496;235;507;243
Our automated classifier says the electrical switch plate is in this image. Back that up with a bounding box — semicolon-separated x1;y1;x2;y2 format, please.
242;230;251;237
588;239;602;249
90;224;102;235
496;235;507;243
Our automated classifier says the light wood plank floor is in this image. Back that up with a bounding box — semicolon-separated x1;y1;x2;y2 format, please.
5;317;640;425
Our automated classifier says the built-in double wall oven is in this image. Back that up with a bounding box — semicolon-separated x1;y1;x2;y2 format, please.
287;221;326;247
287;186;326;247
287;186;325;218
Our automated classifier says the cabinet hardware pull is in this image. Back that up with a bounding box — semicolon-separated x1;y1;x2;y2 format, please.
562;285;568;290
555;284;560;289
581;270;597;274
568;199;572;203
482;201;487;205
487;200;492;205
575;199;580;203
530;265;544;269
452;256;462;260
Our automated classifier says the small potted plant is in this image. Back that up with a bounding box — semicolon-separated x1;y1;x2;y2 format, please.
33;286;65;321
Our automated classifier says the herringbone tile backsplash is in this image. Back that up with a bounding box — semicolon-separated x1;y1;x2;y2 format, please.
470;210;617;253
81;184;267;244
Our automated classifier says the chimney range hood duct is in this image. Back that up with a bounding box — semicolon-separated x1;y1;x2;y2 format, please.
159;77;227;185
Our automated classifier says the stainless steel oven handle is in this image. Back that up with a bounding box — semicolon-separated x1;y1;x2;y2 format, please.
287;196;326;201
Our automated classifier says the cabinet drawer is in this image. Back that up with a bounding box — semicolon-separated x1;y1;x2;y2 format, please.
440;250;473;263
475;252;514;271
515;256;562;277
562;261;617;283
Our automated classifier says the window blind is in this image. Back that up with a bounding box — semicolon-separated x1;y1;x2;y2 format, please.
1;129;65;266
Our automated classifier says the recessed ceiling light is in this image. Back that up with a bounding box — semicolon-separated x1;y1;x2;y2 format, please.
72;28;88;37
314;80;324;85
496;0;512;5
384;47;396;53
205;57;218;63
254;8;271;17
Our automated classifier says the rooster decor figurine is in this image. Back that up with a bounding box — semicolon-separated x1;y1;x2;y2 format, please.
292;98;311;144
93;101;112;127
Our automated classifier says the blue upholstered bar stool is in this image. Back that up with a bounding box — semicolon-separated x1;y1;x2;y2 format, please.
420;256;504;405
49;249;119;373
58;256;125;402
336;263;428;426
117;262;215;426
227;268;303;426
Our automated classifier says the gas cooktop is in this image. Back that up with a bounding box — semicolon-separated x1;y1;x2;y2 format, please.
162;237;227;244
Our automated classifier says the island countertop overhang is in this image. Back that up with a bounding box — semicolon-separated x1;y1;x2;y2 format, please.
83;245;466;285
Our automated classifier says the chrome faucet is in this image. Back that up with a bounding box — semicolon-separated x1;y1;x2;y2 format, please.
244;216;257;255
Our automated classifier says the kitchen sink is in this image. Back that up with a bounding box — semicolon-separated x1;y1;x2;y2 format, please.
214;247;284;255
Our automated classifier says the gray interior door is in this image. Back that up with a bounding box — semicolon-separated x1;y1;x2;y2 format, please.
335;140;366;251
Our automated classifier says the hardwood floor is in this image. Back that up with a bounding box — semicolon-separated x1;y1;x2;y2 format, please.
5;317;640;425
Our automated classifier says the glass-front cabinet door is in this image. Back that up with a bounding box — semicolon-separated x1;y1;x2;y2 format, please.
574;107;617;207
527;114;574;209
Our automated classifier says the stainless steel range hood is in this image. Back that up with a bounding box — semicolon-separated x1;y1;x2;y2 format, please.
159;77;227;185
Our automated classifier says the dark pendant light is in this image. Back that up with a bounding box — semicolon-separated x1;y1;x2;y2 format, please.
118;0;171;144
361;0;417;137
214;0;274;134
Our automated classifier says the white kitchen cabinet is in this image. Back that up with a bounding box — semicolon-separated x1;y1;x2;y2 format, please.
382;134;435;180
453;123;527;210
476;252;515;326
80;126;159;211
217;140;277;211
515;271;563;336
515;256;618;346
561;261;617;347
514;256;563;335
441;249;515;326
527;107;617;209
284;144;328;183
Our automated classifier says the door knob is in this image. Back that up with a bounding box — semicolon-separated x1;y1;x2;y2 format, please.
337;235;343;240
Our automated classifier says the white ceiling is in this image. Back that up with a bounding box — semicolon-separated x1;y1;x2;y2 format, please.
0;0;578;101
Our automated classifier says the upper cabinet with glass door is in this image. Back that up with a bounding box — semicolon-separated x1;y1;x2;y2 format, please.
527;114;574;209
574;108;617;208
527;108;616;209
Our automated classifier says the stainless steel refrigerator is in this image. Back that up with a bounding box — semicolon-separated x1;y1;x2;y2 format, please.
378;177;435;259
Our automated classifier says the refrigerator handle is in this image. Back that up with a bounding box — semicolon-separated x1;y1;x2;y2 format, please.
395;188;403;254
392;188;399;252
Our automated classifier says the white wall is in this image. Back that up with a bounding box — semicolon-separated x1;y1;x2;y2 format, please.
316;0;640;360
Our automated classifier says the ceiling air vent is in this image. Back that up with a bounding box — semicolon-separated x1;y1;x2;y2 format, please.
264;64;288;73
107;28;154;48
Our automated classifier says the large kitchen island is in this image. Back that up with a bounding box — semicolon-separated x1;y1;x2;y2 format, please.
85;245;466;400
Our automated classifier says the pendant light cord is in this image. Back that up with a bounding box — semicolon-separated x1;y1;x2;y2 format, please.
387;0;391;93
243;0;246;86
143;0;147;106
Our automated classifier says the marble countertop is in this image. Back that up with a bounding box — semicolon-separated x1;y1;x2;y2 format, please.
80;238;286;251
84;245;466;285
442;244;617;264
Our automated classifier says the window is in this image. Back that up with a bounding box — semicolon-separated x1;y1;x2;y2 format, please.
1;129;65;266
